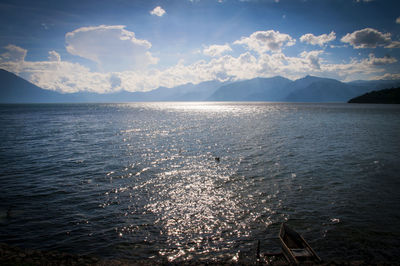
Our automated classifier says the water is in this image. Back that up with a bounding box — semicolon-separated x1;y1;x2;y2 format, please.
0;102;399;263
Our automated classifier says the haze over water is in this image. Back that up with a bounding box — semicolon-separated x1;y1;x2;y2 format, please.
1;102;400;263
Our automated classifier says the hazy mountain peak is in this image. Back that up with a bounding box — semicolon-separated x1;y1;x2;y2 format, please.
297;75;336;82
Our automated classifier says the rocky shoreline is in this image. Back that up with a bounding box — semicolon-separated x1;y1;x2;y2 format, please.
0;243;154;266
0;243;396;265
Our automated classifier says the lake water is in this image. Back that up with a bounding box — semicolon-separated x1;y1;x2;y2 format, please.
0;102;400;263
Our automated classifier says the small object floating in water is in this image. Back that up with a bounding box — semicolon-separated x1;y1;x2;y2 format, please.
215;157;220;162
6;206;12;218
279;223;322;264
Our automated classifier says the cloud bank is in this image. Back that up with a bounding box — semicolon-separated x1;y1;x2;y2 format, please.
341;28;400;49
234;30;295;54
203;44;232;57
367;53;397;65
0;44;27;62
300;31;336;46
0;26;398;94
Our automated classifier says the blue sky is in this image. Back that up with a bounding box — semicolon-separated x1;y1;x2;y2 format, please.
0;0;399;93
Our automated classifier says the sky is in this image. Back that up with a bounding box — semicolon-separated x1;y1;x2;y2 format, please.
0;0;399;94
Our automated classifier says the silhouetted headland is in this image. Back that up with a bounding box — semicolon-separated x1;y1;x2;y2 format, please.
348;87;400;104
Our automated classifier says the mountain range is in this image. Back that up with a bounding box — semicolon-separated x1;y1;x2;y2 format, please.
1;69;400;103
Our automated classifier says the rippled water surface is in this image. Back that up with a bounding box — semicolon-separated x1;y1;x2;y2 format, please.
1;102;400;262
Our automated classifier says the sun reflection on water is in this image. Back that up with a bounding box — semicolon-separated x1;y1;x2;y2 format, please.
121;102;271;115
97;102;286;262
165;102;237;113
143;156;247;261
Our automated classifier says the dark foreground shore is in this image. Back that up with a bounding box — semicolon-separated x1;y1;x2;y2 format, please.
0;243;152;266
1;243;396;265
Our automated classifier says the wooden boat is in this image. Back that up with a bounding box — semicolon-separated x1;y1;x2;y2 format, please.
279;223;321;264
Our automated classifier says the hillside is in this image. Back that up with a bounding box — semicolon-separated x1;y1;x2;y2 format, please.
285;76;365;102
348;87;400;104
0;69;73;103
209;75;377;103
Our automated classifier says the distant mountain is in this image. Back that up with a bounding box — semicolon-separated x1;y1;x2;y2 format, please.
2;68;400;103
347;79;400;90
348;87;400;104
209;75;400;102
208;76;292;101
289;75;328;89
71;80;224;102
0;69;75;103
285;76;365;102
208;75;357;102
128;80;224;102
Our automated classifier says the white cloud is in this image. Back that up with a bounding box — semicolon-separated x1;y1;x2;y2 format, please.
300;31;336;46
0;44;27;62
0;45;28;73
234;30;295;54
150;6;166;17
0;45;120;93
367;53;397;65
329;44;347;48
385;41;400;49
48;50;61;62
300;50;324;69
28;63;116;93
41;23;49;30
65;25;158;72
321;57;388;81
372;73;400;80
341;28;400;49
203;44;232;57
